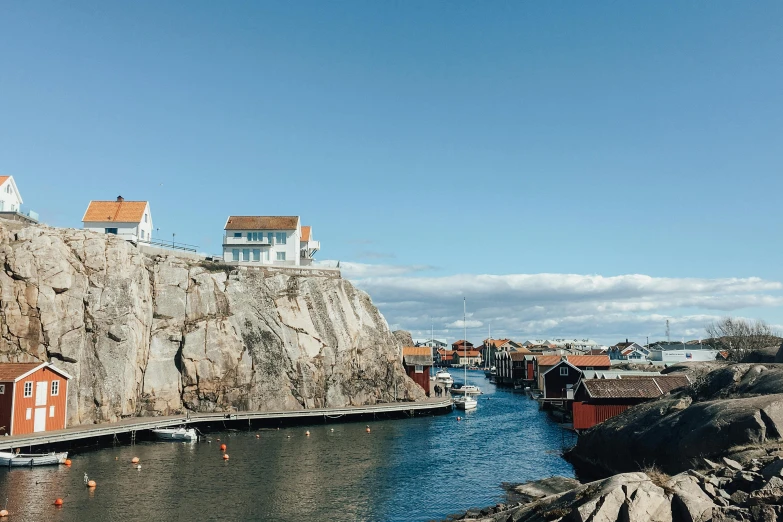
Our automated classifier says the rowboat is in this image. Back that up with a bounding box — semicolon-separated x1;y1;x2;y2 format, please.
152;426;197;442
0;451;68;467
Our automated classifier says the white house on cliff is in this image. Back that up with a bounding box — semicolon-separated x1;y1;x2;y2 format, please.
223;215;320;266
82;196;153;243
0;176;23;213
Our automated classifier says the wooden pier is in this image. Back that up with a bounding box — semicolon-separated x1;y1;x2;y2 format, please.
0;398;453;451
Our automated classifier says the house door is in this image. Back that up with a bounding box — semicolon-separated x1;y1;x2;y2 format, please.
35;381;48;406
34;407;46;432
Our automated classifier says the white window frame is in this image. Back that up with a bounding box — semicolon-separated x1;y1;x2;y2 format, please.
24;381;32;397
49;405;55;418
414;365;424;374
559;367;568;376
25;408;32;420
276;252;286;261
51;380;59;396
0;384;4;394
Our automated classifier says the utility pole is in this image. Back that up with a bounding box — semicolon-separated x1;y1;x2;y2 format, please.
666;320;670;344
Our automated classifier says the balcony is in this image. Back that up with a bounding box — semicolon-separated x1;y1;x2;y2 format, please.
223;235;272;246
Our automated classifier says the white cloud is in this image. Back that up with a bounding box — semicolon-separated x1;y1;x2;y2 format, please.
335;266;783;345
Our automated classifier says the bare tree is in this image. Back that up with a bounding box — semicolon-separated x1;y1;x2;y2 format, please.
705;317;780;361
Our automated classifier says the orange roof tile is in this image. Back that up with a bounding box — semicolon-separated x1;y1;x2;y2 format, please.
225;216;299;230
0;363;40;381
0;176;9;186
301;226;311;241
402;346;432;357
567;355;611;367
455;350;481;357
83;200;148;223
536;355;562;367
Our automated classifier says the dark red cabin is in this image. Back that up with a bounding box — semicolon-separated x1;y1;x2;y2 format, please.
402;347;433;396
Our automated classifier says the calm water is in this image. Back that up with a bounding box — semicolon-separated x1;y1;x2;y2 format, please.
0;371;575;521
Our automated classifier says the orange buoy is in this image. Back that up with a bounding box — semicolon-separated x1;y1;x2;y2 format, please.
366;426;371;433
222;454;229;460
255;434;260;438
87;480;96;488
305;430;310;436
65;459;72;466
0;509;8;517
457;416;461;421
54;498;63;506
131;457;139;464
220;443;226;451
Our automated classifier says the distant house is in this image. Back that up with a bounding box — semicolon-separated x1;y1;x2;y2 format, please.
480;338;522;365
495;350;535;386
83;196;153;243
0;362;72;435
572;375;691;430
435;349;454;367
608;340;648;361
402;346;433;397
414;339;448;350
535;354;611;393
0;176;37;223
452;349;482;367
452;340;474;351
223;216;319;266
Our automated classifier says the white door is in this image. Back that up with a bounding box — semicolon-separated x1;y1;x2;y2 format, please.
35;381;48;406
33;407;46;432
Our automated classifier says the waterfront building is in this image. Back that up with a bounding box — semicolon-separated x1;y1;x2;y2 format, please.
480;339;522;366
402;346;433;397
608;340;649;361
413;338;448;350
222;216;319;266
435;349;454;367
452;349;482;367
495;350;535;386
451;340;474;351
535;354;610;393
647;342;718;362
0;362;72;435
82;196;153;243
572;375;691;430
0;176;38;223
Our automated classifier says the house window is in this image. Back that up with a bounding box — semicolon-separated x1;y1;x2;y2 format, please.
25;408;31;420
51;380;59;396
140;230;145;240
49;405;55;417
586;367;594;370
275;232;287;245
105;228;118;235
242;249;250;261
24;382;32;397
232;249;239;261
144;214;148;223
233;232;242;238
559;367;568;376
415;365;424;374
252;249;260;262
267;232;274;243
276;252;286;261
0;384;4;394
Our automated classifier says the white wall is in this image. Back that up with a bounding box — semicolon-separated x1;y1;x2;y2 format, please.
85;221;144;242
0;179;22;212
223;227;301;266
648;349;718;362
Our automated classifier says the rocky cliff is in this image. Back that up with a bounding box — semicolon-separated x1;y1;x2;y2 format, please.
0;221;424;427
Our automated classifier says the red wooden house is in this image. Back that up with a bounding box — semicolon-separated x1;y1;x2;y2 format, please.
0;362;72;435
402;347;433;396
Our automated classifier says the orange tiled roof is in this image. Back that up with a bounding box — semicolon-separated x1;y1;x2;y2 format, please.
403;346;432;357
301;226;311;241
0;363;41;381
567;355;611;367
536;355;562;367
0;176;9;186
225;216;299;230
455;350;481;357
83;201;148;223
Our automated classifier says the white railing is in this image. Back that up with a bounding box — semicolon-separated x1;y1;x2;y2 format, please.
301;240;320;251
223;235;272;245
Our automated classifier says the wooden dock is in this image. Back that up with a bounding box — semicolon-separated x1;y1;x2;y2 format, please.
0;398;453;451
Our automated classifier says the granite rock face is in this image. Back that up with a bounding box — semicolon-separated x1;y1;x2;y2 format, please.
0;222;424;427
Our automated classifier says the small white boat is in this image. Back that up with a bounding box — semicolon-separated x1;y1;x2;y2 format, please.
434;369;454;388
152;426;197;442
454;395;478;411
451;384;482;395
0;451;68;467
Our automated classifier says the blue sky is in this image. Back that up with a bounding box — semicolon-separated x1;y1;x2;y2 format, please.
2;2;781;344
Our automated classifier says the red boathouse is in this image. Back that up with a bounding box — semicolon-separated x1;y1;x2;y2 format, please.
402;347;433;396
0;362;72;436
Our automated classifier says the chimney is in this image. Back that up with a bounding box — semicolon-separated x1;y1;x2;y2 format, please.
626;338;628;343
117;196;124;202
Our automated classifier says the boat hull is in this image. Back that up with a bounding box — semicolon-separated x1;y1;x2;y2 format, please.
451;387;482;396
454;398;477;411
152;428;197;442
0;451;68;467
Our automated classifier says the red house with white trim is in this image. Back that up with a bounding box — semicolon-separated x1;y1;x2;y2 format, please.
0;362;72;435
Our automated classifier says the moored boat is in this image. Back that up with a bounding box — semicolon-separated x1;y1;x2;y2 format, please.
451;384;482;395
453;395;478;411
152;426;198;442
434;369;454;389
0;451;68;467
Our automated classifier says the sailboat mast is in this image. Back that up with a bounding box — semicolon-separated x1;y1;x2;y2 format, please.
464;298;467;388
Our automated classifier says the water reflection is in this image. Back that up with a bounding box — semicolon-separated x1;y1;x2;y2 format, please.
0;372;575;521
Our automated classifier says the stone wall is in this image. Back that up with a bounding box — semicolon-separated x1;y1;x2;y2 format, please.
0;221;424;426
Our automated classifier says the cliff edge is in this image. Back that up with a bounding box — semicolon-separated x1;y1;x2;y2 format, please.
0;221;424;427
